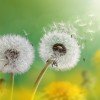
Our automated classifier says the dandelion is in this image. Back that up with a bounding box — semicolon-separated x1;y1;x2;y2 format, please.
0;34;34;100
43;81;86;100
31;23;81;100
0;34;34;74
39;32;80;71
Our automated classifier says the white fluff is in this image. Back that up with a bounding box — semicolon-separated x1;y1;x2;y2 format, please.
0;34;34;74
39;31;81;71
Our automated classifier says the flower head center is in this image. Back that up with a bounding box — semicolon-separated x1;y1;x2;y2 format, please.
53;43;66;56
5;49;19;60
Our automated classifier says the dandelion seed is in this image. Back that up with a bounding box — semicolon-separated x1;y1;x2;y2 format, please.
89;14;94;17
88;14;95;20
78;23;87;27
88;21;93;26
81;43;85;49
23;30;31;37
86;29;95;34
74;17;81;24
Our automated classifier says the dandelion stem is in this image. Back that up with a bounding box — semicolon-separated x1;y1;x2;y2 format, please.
10;73;14;100
31;59;52;100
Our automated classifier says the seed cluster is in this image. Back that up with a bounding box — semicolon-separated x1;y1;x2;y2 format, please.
53;43;66;56
5;49;19;60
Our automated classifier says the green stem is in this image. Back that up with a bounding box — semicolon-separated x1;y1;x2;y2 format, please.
10;73;14;100
31;59;52;100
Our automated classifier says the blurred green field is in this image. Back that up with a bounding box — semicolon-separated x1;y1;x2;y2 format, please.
0;0;100;100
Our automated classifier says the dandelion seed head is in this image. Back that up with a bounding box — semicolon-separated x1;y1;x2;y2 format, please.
0;34;34;74
39;29;81;71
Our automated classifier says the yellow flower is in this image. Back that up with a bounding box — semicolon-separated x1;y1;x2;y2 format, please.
92;50;100;66
43;81;86;100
